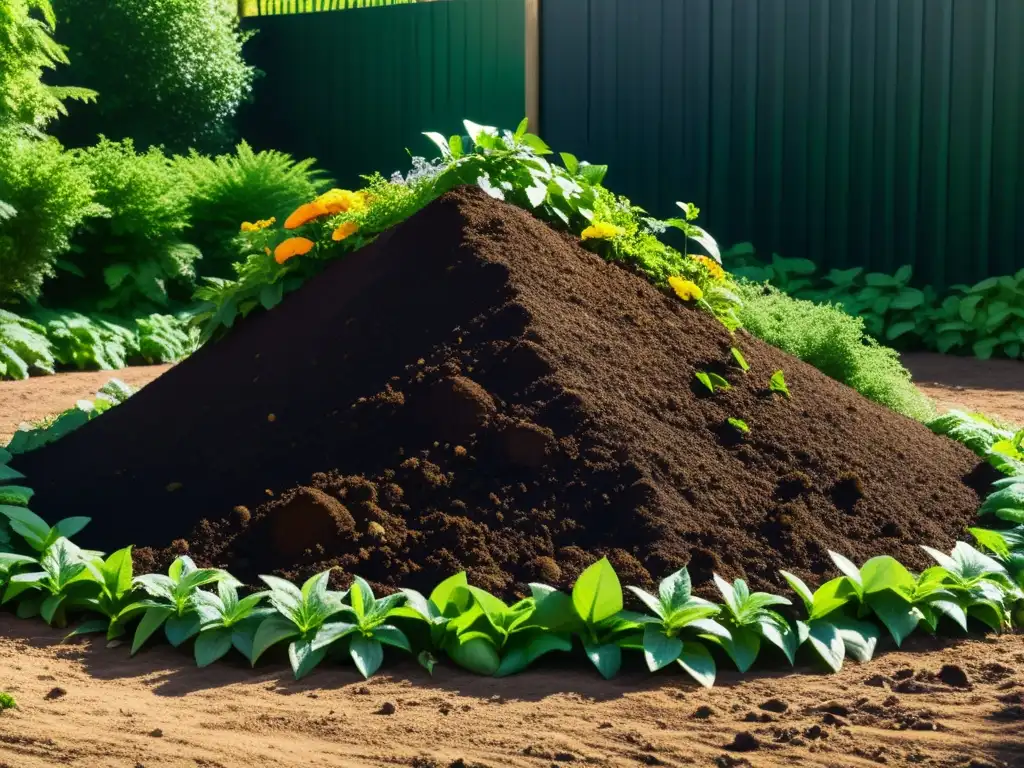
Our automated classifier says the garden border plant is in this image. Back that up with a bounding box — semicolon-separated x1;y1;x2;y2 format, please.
0;405;1021;684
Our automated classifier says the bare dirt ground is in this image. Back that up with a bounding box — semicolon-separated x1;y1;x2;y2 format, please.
0;356;1022;768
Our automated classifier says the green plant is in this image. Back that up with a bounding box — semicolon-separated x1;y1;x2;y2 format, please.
250;570;348;679
64;546;137;640
695;371;730;394
0;485;32;506
51;0;254;154
0;0;96;130
31;310;137;370
730;347;749;373
710;575;796;671
309;576;412;678
929;272;1024;359
1;537;99;625
928;410;1024;477
624;568;730;688
0;692;16;711
123;555;240;655
5;377;134;454
0;130;100;302
0;309;54;380
736;282;935;422
0;504;89;553
769;370;791;399
54;138;197;312
726;418;750;434
174;142;329;277
192;581;272;667
135;312;199;363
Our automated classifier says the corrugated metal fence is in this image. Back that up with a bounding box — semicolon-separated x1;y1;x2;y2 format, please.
542;0;1024;287
237;0;525;188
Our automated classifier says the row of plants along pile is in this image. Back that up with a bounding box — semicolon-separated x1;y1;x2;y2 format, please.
0;396;1022;682
724;247;1024;361
0;0;330;379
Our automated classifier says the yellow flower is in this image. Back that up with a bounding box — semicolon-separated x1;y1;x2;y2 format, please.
331;220;359;242
284;201;330;229
669;276;704;302
316;188;368;215
580;221;626;241
274;236;315;264
240;217;276;233
691;254;725;281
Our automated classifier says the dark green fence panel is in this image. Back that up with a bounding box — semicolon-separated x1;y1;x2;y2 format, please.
541;0;1024;287
238;0;526;188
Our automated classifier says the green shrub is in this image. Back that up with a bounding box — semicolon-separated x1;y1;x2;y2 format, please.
51;138;198;311
50;0;254;154
0;0;95;130
31;308;138;371
736;282;935;422
0;129;99;301
0;309;55;379
174;142;329;277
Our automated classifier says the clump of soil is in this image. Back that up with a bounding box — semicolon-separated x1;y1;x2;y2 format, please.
13;187;990;599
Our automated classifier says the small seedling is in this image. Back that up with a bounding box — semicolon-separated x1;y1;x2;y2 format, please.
770;370;791;399
730;347;750;373
0;692;15;711
695;371;731;394
727;418;750;434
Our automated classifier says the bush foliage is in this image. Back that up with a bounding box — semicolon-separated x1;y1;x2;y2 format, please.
50;0;254;154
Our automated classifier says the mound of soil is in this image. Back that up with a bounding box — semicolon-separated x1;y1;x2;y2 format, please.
14;187;991;598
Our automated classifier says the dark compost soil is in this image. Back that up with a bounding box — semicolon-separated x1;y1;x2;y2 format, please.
13;187;993;599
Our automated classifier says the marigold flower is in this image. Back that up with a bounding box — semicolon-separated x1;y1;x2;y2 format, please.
580;221;626;241
316;188;368;215
284;201;330;229
669;276;704;302
691;254;725;281
274;236;315;264
331;220;359;242
240;217;276;233
264;247;272;256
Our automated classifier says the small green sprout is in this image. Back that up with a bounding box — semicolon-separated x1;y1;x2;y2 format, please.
695;371;731;394
770;370;791;399
730;347;750;372
0;692;16;711
727;418;750;434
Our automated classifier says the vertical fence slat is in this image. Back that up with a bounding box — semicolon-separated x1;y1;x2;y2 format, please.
782;0;810;262
708;0;734;239
755;0;787;251
992;0;1023;277
806;0;829;265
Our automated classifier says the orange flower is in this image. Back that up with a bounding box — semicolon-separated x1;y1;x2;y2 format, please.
264;247;272;256
691;254;725;281
274;237;314;264
284;201;329;229
331;221;359;242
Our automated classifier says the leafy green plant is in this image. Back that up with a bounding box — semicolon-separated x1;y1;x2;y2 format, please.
769;370;791;399
0;130;100;302
737;282;935;422
826;552;923;646
309;576;412;678
192;581;272;667
625;568;730;687
6;378;134;454
930;272;1024;359
0;691;15;711
1;537;99;625
0;0;96;130
726;418;750;434
0;504;89;552
0;485;32;507
135;312;199;363
51;0;254;154
0;309;54;380
928;410;1024;477
65;546;137;640
31;310;137;371
393;571;472;674
710;575;796;671
123;555;240;655
730;347;749;372
250;570;348;679
695;371;730;394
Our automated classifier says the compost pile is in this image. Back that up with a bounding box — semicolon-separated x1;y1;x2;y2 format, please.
15;187;991;598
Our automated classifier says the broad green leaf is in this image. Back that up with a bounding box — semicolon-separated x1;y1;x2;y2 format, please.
865;590;920;645
423;132;451;158
713;574;738;617
730;347;750;372
165;613;201;647
251;615;300;664
0;486;32;506
289;637;327;680
952;541;1012;580
429;572;468;614
195;628;233;668
860;556;916;595
350;576;374;619
677;641;716;688
311;621;358;652
54;517;90;541
495;631;571;677
572;558;623;624
349;635;384;679
64;619;109;641
809;577;857;620
417;651;437;675
920;594;969;633
0;505;50;545
717;625;760;672
642;626;683;672
446;632;500;676
780;570;815;614
803;620;845;673
528;585;577;632
582;638;621;679
134;573;175;601
832;617;879;662
625;586;666;619
758;616;798;665
828;551;863;590
968;601;1005;633
131;606;173;655
658;568;692;613
373;625;411;652
40;594;65;625
769;370;791;398
100;546;134;597
0;465;25;482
